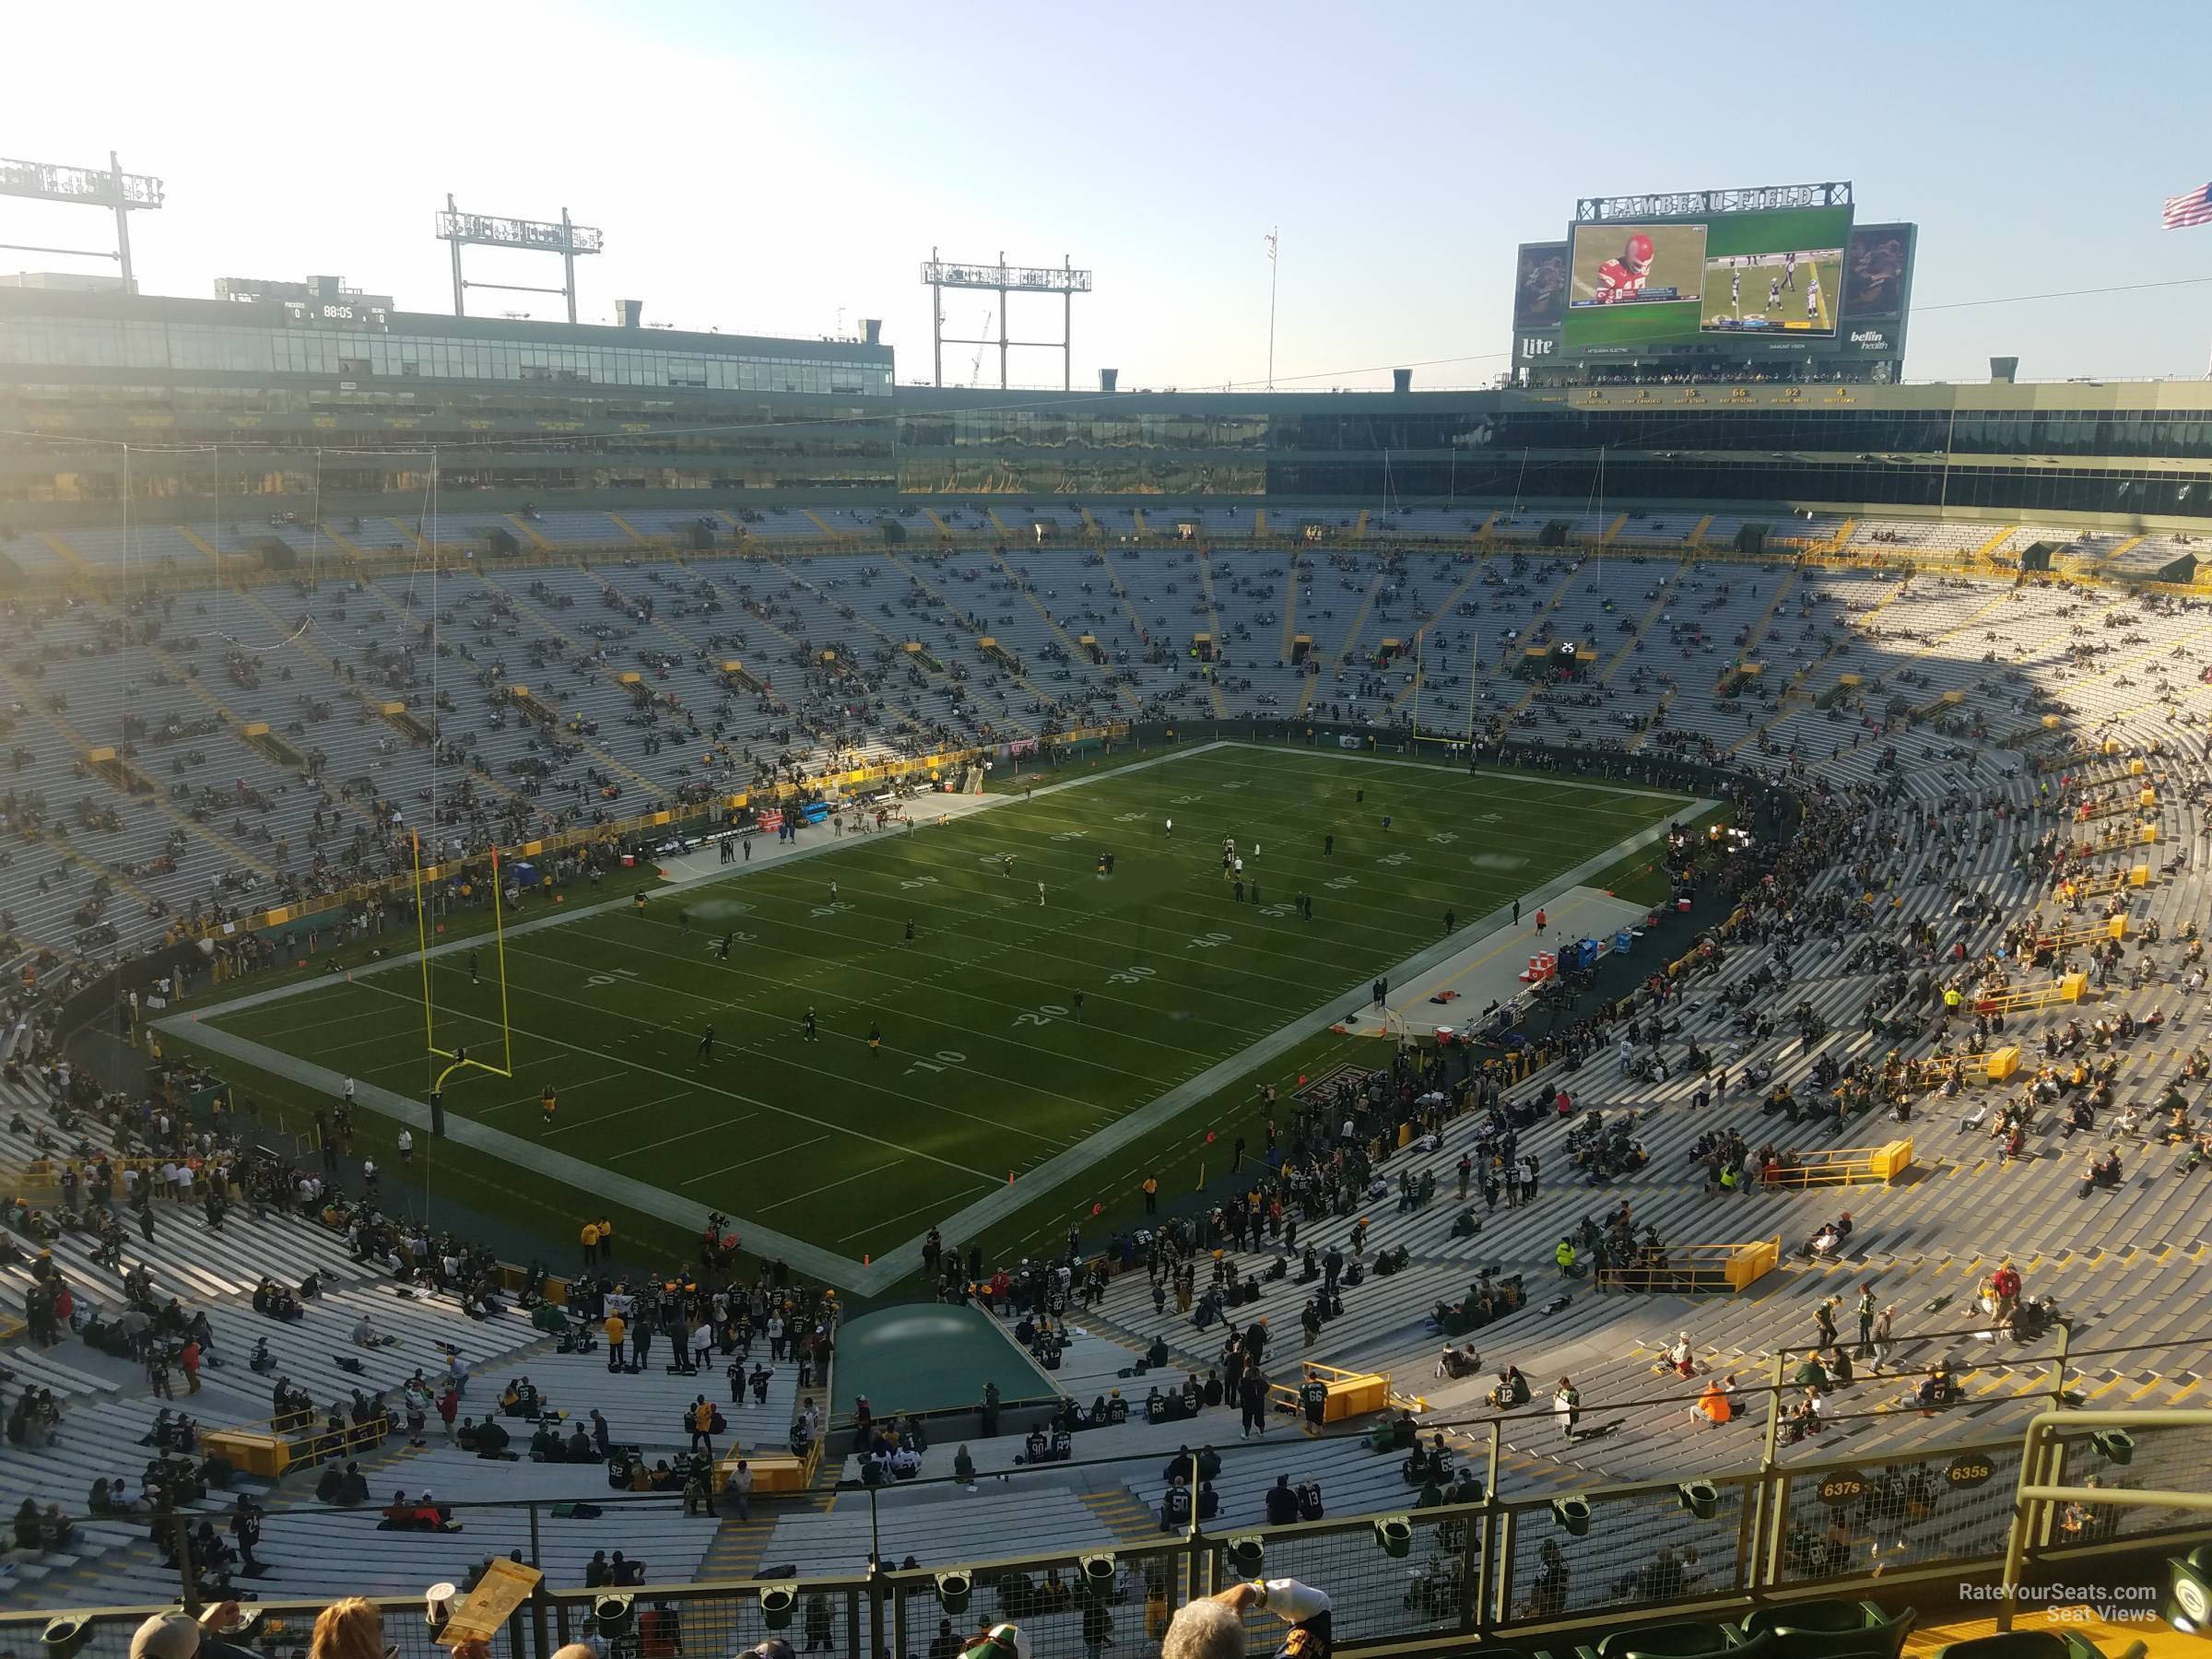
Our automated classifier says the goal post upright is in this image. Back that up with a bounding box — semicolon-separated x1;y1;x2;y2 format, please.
411;830;516;1081
488;845;514;1079
412;830;438;1058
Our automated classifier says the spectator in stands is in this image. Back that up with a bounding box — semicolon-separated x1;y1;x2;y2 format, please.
309;1599;386;1659
1159;1471;1192;1532
726;1457;753;1520
1163;1578;1332;1659
127;1604;258;1659
1264;1474;1299;1524
1696;1375;1735;1428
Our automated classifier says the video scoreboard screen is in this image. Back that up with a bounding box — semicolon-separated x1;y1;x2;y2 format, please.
1564;205;1852;350
1512;186;1913;375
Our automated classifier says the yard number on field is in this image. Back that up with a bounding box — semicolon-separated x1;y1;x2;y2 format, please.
905;1049;967;1078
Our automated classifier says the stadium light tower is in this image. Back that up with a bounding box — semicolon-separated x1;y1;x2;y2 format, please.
0;151;164;292
435;194;604;324
922;251;1092;390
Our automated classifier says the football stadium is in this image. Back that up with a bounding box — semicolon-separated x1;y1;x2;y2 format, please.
2;95;2211;1659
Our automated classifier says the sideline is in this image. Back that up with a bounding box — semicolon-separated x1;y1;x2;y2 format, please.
156;755;1708;1295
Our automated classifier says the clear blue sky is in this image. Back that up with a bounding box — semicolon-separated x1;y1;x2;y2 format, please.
8;0;2206;387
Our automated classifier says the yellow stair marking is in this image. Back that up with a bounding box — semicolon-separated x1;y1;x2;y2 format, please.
1973;525;2017;561
1687;514;1713;547
1733;565;1801;664
923;507;952;537
177;528;229;569
2163;1376;2202;1405
0;659;278;879
1333;570;1387;670
1094;546;1156;650
1301;566;1384;716
986;507;1011;535
36;531;97;582
606;512;651;546
481;573;683;797
1827;516;1858;552
1602;560;1686;685
231;588;536;822
1077;505;1100;535
385;516;429;556
1601;512;1628;547
1353;508;1370;536
319;520;371;559
802;509;835;535
986;547;1139;712
1844;572;1913;632
506;513;554;553
1387;560;1489;716
1253;508;1267;537
1078;1489;1160;1547
888;551;1055;735
1192;548;1231;719
1131;509;1148;535
698;562;931;747
2124;1375;2168;1403
2100;533;2146;570
1500;559;1588;723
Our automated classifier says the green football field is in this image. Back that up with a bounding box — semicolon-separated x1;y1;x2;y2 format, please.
193;745;1689;1267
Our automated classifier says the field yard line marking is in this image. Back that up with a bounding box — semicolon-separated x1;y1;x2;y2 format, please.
849;794;1714;1291
1212;741;1698;804
162;1014;874;1288
376;972;1015;1180
542;1089;691;1138
158;748;1700;1293
415;959;1076;1147
512;929;1200;1085
175;739;1246;1030
752;1158;906;1216
682;1134;829;1187
610;1120;734;1160
835;1194;951;1245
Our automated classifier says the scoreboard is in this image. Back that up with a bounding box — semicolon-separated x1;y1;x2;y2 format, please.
1510;182;1913;381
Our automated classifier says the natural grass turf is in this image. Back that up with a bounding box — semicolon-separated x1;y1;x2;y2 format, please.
190;744;1689;1268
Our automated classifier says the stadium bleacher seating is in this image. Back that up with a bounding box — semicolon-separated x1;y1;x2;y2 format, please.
6;516;2212;1639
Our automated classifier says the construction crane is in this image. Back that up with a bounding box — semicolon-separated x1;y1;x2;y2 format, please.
968;307;994;387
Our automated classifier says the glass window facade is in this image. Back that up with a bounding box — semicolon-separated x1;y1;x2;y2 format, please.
0;313;891;396
5;298;2210;524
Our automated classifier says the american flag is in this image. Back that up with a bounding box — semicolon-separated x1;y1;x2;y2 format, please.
2163;182;2212;229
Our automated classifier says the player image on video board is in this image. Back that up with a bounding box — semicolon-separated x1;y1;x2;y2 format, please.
1512;241;1569;327
1841;224;1911;321
1567;222;1707;312
1700;245;1844;336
